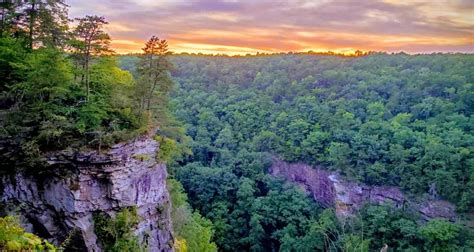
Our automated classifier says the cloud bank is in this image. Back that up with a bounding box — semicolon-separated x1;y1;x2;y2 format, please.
67;0;474;54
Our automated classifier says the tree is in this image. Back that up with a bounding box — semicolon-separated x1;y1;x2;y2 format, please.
0;1;17;36
168;179;217;252
0;0;69;48
341;235;370;252
72;15;113;101
0;37;26;92
291;209;340;251
136;36;174;122
8;47;73;147
301;127;329;163
31;0;69;48
327;142;352;173
75;57;137;135
419;219;461;251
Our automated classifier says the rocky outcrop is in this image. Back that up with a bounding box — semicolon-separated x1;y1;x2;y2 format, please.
0;133;173;251
269;159;456;221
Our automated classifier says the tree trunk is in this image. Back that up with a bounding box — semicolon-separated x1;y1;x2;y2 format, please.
145;53;155;111
73;60;78;83
146;77;158;111
1;6;5;32
137;96;144;122
84;53;90;102
28;0;37;49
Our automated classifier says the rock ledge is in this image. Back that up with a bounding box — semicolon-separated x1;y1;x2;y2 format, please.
1;134;173;251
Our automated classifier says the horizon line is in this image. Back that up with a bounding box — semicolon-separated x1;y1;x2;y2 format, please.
112;50;474;57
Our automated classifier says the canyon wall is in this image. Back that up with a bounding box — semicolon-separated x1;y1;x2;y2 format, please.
1;134;173;251
269;159;456;221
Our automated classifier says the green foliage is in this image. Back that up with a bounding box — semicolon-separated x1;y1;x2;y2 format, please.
0;216;56;251
1;47;77;169
168;179;217;252
175;160;327;251
0;0;69;49
133;153;150;161
0;37;26;92
340;235;370;252
93;207;142;252
419;219;462;251
70;15;113;101
174;237;187;252
1;5;181;173
0;38;146;172
358;204;422;250
136;53;474;251
344;204;474;251
156;137;179;164
155;131;192;165
280;209;341;251
136;36;174;125
162;53;473;207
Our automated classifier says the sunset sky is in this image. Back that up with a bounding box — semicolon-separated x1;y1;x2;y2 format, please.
67;0;474;55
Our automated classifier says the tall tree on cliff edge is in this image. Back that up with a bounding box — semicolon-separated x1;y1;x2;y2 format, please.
71;15;113;101
136;36;174;124
135;36;190;165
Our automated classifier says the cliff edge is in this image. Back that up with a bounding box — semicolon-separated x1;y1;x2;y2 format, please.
1;134;173;251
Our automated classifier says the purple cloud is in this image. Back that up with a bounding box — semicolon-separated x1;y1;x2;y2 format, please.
66;0;474;54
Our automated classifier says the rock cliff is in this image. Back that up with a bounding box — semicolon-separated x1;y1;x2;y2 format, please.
269;159;456;221
0;133;173;251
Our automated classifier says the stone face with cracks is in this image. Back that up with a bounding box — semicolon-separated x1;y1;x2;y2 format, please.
1;134;173;251
269;159;456;221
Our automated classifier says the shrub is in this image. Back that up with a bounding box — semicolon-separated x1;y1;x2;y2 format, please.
133;154;150;161
0;216;56;251
93;207;142;252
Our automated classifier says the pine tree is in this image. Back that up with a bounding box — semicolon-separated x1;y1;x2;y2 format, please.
0;0;69;48
136;36;174;122
71;15;113;101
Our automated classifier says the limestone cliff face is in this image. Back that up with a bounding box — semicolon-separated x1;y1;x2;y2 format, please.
269;159;456;221
0;134;173;251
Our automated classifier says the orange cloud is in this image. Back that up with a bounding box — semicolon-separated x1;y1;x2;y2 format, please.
69;0;474;55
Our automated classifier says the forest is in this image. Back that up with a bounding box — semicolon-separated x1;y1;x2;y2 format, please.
0;0;473;251
128;53;473;251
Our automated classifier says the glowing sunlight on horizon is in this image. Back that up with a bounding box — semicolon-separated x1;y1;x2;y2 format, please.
69;0;474;55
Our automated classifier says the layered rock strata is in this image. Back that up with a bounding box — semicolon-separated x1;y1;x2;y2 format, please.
1;134;173;251
269;159;456;221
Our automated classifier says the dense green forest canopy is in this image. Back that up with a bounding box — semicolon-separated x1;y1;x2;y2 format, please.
0;1;473;250
166;53;474;208
120;53;474;251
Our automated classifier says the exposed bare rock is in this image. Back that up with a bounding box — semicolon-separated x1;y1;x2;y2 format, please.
1;134;174;252
269;158;456;221
419;200;457;221
268;159;335;207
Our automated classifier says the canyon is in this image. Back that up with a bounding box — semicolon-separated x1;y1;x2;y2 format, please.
0;138;460;251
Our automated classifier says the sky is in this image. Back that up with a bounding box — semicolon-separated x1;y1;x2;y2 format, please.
67;0;474;55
